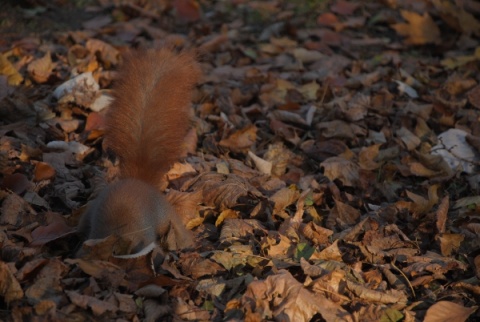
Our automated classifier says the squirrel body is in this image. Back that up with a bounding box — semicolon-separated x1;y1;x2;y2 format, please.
78;48;200;254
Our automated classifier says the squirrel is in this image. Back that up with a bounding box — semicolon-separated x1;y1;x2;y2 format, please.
77;48;201;255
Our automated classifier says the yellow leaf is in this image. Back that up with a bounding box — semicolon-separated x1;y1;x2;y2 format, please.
392;11;440;45
0;54;23;85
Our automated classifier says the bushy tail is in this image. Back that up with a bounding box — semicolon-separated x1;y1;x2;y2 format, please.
105;48;201;185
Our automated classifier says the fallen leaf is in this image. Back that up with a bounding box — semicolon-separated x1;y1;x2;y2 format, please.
0;53;23;85
0;261;24;304
240;270;352;321
33;162;56;182
27;51;53;83
173;0;201;22
424;301;477;322
321;156;360;187
219;125;257;153
392;10;441;45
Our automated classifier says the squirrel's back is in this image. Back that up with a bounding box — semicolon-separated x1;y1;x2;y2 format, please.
106;48;201;184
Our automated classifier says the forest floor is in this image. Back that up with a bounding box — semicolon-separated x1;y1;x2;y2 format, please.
0;0;480;321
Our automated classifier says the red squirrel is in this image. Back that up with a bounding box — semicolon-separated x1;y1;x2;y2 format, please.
77;48;201;255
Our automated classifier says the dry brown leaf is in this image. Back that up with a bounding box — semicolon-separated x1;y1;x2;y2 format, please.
0;191;36;226
199;34;229;53
84;111;106;133
67;258;126;288
317;120;355;140
436;233;464;256
185;172;261;210
342;93;369;121
25;276;62;303
216;209;240;227
175;297;211;320
331;0;360;15
404;190;428;214
397;127;421;150
292;48;324;64
403;252;467;277
66;291;118;316
321;156;360;187
242;270;352;321
299;82;320;100
302;139;348;162
0;53;23;85
85;39;119;67
270;109;308;126
33;162;56;182
27;51;53;83
475;255;480;279
261;79;296;107
30;221;73;246
311;239;343;261
300;257;327;277
248;150;272;175
424;301;477;322
178;253;225;279
269;119;301;145
346;279;408;308
359;144;381;170
173;0;201;22
0;261;24;304
330;199;360;228
15;258;49;281
262;232;294;259
300;221;333;246
167;190;201;224
432;0;480;35
219;219;265;243
436;195;449;233
408;162;441;178
317;12;339;26
263;142;291;177
211;251;249;271
270;187;300;218
310;270;350;304
468;84;480;109
392;11;441;45
1;173;31;195
219;125;257;153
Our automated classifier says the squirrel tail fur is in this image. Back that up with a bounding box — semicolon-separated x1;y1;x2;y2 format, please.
105;48;201;185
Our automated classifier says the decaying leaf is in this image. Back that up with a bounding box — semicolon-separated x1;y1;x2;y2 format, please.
185;172;262;210
392;10;441;45
424;301;477;322
2;0;480;320
178;253;225;279
27;51;53;83
240;270;352;321
219;125;257;153
0;53;23;85
0;261;24;304
321;156;360;187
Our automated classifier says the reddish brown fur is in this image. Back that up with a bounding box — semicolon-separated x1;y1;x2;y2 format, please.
106;49;201;185
77;49;200;255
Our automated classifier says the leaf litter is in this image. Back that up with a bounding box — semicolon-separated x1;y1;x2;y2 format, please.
0;0;480;321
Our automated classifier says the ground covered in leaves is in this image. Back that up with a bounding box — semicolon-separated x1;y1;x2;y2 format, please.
1;0;480;321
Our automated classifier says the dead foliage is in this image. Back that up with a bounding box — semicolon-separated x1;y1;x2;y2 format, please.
0;0;480;320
